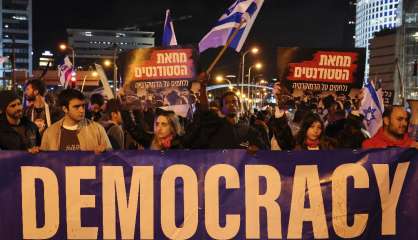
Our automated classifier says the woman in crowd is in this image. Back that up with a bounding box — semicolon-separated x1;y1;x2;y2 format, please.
122;109;185;150
294;113;336;150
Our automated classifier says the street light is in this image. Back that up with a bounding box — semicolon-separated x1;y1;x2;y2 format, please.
241;47;259;97
248;63;262;102
103;59;112;67
59;43;75;69
215;75;233;90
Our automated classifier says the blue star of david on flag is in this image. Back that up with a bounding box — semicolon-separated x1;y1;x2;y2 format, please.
363;106;377;126
360;82;384;137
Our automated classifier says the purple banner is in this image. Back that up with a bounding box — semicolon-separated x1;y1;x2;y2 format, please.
0;149;417;239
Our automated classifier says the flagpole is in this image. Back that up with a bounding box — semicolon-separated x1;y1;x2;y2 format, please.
395;58;405;106
206;20;245;75
81;74;88;92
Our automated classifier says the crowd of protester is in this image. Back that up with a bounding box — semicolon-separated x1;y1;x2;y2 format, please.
0;75;417;153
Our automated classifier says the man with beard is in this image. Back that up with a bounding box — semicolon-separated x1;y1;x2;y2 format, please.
186;83;267;150
24;79;54;134
0;90;41;152
41;89;112;153
362;106;417;148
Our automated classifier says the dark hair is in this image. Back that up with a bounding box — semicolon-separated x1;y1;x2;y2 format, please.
219;91;240;108
383;106;410;124
293;109;307;123
26;79;46;96
383;106;397;119
209;100;220;109
105;99;122;115
322;95;335;109
295;113;324;147
58;89;86;108
256;110;269;121
90;93;105;106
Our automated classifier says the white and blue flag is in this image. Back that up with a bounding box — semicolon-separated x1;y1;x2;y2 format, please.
162;9;178;47
360;82;385;137
199;0;264;53
57;56;73;88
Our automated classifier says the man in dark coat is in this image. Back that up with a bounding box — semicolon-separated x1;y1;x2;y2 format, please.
0;90;41;152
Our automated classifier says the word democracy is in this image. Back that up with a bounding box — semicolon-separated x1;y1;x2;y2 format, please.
21;162;408;239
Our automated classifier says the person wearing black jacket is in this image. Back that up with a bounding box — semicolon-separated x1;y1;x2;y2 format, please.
0;90;41;152
185;75;267;150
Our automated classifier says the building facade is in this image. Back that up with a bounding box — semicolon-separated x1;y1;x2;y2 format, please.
344;0;357;48
364;0;418;104
66;29;154;66
355;0;402;77
0;0;32;86
399;0;418;102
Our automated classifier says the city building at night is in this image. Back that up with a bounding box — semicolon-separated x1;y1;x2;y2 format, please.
0;0;32;87
38;50;54;67
66;28;155;66
365;0;418;104
355;0;402;77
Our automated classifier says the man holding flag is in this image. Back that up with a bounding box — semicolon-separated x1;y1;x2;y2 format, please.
362;105;417;149
360;82;416;149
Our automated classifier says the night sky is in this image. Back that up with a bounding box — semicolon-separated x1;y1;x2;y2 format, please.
33;0;353;79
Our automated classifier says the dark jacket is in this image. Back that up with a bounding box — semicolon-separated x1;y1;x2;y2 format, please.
325;113;367;149
337;114;368;149
268;115;295;150
0;114;41;150
185;110;268;149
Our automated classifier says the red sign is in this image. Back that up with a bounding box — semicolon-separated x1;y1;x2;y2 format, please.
132;49;194;81
287;51;359;84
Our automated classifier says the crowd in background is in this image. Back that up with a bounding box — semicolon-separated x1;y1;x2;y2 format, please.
0;75;416;154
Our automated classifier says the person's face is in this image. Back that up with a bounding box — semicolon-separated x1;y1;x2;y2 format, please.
221;95;239;117
91;103;102;113
25;84;37;101
64;98;85;123
385;107;409;138
111;111;122;125
273;82;281;96
154;115;173;139
306;121;322;142
5;99;23;120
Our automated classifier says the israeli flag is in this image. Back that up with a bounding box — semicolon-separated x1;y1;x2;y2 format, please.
57;56;73;88
162;9;178;47
199;0;264;53
360;82;384;137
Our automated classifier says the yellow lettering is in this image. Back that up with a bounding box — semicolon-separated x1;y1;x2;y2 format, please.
66;166;97;239
245;165;282;239
205;164;240;239
21;166;59;239
102;166;154;239
288;165;328;239
332;164;369;238
161;165;198;239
